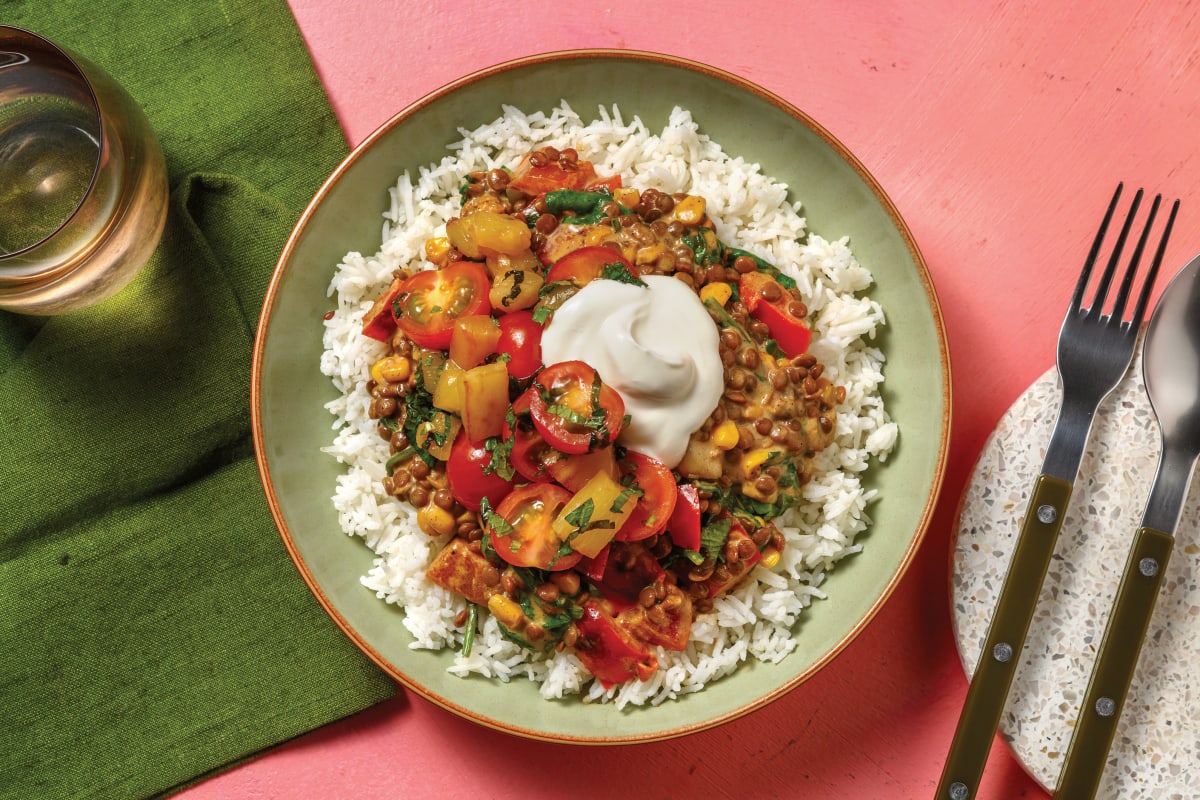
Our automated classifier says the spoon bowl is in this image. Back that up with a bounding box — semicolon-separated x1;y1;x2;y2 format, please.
1140;252;1200;532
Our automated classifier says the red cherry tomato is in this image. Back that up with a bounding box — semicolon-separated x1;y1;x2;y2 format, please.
528;361;625;455
737;271;812;357
496;310;543;379
485;482;580;571
505;390;554;482
445;429;514;512
546;246;633;288
615;451;678;542
393;261;491;349
574;599;658;688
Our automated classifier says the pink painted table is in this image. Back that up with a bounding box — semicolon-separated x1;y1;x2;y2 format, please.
181;2;1200;797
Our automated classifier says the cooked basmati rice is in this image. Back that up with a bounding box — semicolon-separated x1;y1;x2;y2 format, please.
320;102;897;708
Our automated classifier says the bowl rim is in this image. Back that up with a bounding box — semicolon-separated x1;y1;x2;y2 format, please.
250;47;952;743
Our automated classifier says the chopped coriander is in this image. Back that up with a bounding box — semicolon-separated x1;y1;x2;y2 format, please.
599;261;647;287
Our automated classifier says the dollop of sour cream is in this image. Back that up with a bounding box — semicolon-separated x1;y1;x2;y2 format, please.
540;275;723;467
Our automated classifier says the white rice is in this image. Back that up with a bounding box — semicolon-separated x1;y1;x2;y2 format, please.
320;102;897;708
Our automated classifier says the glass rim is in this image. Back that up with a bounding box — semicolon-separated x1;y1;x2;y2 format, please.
0;24;104;269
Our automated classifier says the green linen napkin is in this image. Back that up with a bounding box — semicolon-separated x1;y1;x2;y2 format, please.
0;2;396;798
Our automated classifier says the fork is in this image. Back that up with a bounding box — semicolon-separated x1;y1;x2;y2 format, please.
935;184;1174;800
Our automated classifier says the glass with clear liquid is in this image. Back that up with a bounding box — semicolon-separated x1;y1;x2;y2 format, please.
0;27;167;315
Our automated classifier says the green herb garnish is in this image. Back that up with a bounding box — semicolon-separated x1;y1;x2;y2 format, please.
600;261;647;287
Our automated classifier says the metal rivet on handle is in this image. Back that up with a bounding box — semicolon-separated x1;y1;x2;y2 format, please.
1096;696;1116;717
1139;557;1159;577
1037;504;1057;524
993;642;1013;663
949;782;970;800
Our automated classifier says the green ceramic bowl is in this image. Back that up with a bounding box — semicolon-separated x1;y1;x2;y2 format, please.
251;50;950;743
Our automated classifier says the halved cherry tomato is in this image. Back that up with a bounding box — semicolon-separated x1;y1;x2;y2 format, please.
666;482;702;552
508;153;600;196
486;482;581;571
506;390;554;482
574;599;658;688
361;275;404;341
738;271;812;357
545;246;633;288
496;310;543;379
528;361;625;455
615;451;678;542
445;429;514;512
393;261;491;349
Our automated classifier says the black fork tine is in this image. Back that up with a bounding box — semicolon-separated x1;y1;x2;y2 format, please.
1088;187;1143;316
1129;198;1181;327
1109;193;1161;323
1071;184;1125;313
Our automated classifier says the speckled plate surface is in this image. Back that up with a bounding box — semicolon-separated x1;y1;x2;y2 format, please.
952;352;1200;798
253;50;949;743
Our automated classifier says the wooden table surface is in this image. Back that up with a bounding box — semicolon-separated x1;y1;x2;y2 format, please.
180;2;1200;797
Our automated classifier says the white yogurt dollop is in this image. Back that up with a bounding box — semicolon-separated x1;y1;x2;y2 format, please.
539;275;723;467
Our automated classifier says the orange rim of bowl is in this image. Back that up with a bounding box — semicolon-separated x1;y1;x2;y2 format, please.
250;48;952;744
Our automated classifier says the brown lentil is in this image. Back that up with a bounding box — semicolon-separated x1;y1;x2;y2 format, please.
551;571;580;596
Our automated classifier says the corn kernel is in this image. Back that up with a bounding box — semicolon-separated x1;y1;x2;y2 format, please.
487;594;526;630
760;547;781;569
416;504;456;537
615;187;641;208
699;281;732;307
584;227;612;247
673;195;707;226
370;355;411;385
424;236;451;266
634;243;665;265
712;420;740;450
742;447;775;475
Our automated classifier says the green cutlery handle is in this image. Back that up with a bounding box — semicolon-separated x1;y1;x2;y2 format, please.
1053;526;1174;800
936;474;1073;800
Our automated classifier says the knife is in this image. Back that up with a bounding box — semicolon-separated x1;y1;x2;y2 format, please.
1052;253;1200;799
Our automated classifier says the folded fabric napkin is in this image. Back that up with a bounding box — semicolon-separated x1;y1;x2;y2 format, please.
0;2;396;798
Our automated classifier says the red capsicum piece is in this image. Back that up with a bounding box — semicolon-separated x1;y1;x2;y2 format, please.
574;600;658;688
738;271;812;357
666;482;703;552
360;274;404;341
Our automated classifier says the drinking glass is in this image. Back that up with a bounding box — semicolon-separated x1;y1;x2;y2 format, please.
0;26;168;315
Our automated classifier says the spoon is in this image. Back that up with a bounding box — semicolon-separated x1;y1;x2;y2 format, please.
1053;253;1200;799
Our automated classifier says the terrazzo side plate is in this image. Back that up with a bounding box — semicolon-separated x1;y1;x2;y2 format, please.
952;354;1199;798
253;50;950;743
